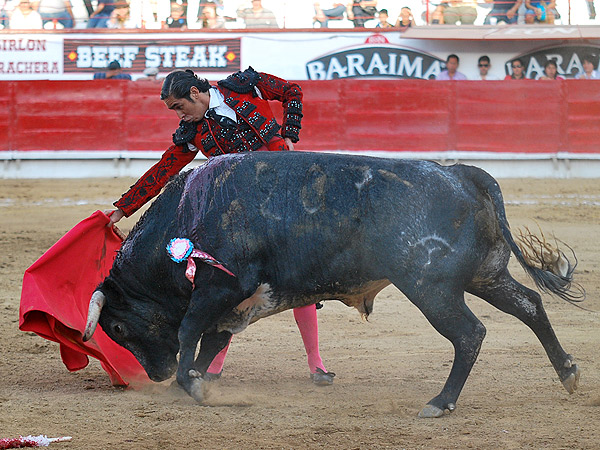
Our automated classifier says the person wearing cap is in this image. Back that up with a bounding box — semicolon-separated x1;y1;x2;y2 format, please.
105;67;335;386
138;67;160;81
93;60;132;80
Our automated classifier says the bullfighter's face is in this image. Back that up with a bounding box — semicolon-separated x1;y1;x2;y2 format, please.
164;86;209;123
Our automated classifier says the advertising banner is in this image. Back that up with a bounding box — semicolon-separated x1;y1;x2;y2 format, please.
63;38;241;73
0;36;63;79
0;29;599;81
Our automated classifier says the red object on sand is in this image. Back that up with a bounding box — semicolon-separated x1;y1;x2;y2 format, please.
19;211;150;387
0;435;72;449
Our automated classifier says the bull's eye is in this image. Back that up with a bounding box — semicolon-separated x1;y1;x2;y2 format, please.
113;324;124;336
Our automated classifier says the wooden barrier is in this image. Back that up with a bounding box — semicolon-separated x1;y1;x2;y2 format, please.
1;79;599;154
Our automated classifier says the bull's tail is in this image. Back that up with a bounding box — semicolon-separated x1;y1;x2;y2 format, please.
460;165;585;304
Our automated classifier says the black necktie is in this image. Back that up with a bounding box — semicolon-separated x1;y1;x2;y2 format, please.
206;109;236;128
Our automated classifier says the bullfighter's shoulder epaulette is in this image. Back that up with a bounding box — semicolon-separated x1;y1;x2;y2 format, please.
172;120;198;150
217;67;260;95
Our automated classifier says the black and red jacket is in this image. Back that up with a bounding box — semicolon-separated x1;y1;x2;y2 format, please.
114;68;303;217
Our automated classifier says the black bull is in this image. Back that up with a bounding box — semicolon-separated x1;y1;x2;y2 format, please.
83;151;581;418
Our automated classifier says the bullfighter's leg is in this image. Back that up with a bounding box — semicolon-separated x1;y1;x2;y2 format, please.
467;269;580;394
294;304;334;385
205;304;334;385
400;283;487;418
205;334;233;378
196;331;233;380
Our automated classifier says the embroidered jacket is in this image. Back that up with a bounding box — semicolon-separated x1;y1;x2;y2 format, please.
114;69;303;217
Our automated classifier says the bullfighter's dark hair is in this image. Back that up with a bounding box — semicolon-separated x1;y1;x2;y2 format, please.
160;69;211;101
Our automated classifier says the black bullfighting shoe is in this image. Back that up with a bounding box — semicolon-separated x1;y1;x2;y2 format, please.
310;368;336;386
203;371;223;382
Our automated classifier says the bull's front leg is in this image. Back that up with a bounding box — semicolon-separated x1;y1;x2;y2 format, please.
176;283;243;402
176;305;207;403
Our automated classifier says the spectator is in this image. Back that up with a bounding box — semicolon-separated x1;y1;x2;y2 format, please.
375;7;392;27
443;0;477;25
539;60;564;79
425;3;446;24
33;0;73;28
587;0;596;19
483;0;522;25
200;1;224;28
9;0;42;28
163;1;187;29
476;55;499;80
395;6;414;29
87;0;116;28
577;54;600;79
0;0;10;29
348;0;377;27
138;67;161;81
107;2;133;28
524;0;558;24
437;54;468;80
237;0;278;28
505;58;528;79
313;2;347;27
93;60;132;80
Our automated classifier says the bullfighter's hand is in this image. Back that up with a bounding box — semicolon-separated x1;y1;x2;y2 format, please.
284;137;294;151
105;208;125;226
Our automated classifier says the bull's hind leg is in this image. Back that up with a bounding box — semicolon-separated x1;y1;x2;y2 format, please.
399;284;487;418
468;269;580;394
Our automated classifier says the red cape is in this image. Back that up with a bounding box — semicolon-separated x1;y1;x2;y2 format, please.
19;211;150;387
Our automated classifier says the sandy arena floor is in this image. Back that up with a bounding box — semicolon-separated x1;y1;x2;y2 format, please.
0;176;599;449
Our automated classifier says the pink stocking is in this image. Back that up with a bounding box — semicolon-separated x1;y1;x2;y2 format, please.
294;304;326;374
206;335;233;375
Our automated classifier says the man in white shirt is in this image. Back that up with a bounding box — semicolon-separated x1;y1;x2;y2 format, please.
476;55;499;80
9;0;42;28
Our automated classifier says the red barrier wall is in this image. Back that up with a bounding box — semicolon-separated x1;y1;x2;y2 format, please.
2;80;599;154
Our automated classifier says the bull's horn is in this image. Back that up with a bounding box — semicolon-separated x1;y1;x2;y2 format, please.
82;291;106;342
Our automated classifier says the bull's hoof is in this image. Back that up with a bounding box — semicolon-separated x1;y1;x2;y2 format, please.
561;364;581;394
189;377;205;403
418;402;455;418
188;369;205;403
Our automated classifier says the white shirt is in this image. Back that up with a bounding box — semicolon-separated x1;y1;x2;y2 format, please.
477;74;500;80
205;87;238;123
9;8;43;29
577;70;600;79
